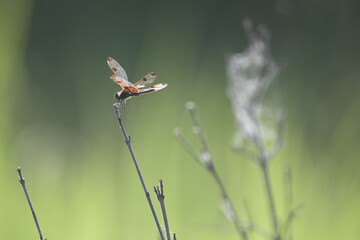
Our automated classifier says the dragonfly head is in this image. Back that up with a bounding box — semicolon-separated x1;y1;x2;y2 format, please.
115;90;134;101
114;92;122;101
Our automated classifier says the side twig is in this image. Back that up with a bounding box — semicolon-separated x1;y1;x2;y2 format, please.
243;201;273;239
175;102;249;240
154;179;172;240
283;166;293;240
281;203;304;239
254;131;280;239
281;166;303;240
114;105;165;240
259;159;279;239
16;167;47;240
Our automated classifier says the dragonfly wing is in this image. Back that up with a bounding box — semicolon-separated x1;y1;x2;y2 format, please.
107;57;128;81
110;75;134;89
135;72;157;88
138;83;168;95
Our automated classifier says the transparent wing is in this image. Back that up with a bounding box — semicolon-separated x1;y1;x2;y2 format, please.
110;75;136;89
134;72;157;88
107;57;128;81
138;83;168;95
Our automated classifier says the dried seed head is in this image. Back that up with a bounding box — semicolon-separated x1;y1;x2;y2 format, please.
199;150;213;168
186;101;195;110
227;19;282;147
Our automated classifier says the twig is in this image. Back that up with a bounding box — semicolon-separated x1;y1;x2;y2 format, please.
283;166;293;240
114;105;165;240
259;159;280;239
16;167;47;240
252;119;281;239
173;129;203;168
282;167;303;240
175;102;249;240
281;203;304;239
243;200;273;239
154;179;172;240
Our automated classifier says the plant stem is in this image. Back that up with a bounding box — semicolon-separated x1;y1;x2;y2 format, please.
114;105;165;240
154;180;171;240
260;160;280;240
16;167;46;240
253;118;281;240
179;102;249;240
212;169;249;240
159;196;171;240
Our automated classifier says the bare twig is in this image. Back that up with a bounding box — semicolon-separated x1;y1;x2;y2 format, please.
154;179;172;240
175;102;249;240
253;133;280;239
114;105;165;240
259;159;279;239
174;129;204;168
282;166;303;240
281;203;304;239
283;166;293;240
16;167;47;240
243;201;273;239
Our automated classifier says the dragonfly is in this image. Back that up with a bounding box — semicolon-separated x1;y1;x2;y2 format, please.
107;57;167;105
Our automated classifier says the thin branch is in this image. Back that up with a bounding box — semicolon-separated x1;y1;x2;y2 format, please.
186;102;209;153
283;166;293;240
114;105;165;240
281;204;304;239
259;159;280;239
16;167;47;240
176;102;249;240
252;115;281;239
213;170;249;240
154;179;171;240
282;166;303;239
174;129;203;167
243;200;273;239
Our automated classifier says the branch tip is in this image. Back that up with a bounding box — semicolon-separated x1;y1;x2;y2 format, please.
185;101;195;110
173;128;182;137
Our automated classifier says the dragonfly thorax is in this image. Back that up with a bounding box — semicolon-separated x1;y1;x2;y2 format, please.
114;90;139;100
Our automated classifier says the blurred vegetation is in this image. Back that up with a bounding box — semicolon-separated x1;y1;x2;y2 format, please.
1;0;360;239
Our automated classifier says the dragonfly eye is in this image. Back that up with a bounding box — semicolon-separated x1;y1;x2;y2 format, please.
114;92;121;101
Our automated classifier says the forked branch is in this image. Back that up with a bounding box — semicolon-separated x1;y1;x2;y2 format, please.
154;179;172;240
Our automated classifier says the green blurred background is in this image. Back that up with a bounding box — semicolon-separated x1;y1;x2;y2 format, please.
1;0;359;239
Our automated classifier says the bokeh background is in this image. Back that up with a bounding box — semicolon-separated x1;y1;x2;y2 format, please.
1;0;359;239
